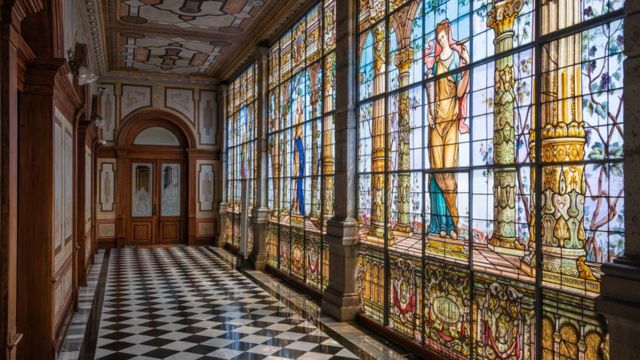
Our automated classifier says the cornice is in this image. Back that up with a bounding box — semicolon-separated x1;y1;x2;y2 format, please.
8;24;35;63
84;0;107;75
100;71;219;86
10;0;43;26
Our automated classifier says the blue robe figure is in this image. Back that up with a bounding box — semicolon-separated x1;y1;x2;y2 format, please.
294;136;305;215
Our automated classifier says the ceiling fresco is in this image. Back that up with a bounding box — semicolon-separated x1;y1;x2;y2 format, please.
93;0;312;82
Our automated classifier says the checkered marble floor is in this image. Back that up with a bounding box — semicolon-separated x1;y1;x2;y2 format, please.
94;246;359;360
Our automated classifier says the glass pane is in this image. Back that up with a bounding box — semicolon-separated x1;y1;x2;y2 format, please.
132;163;152;217
161;163;181;216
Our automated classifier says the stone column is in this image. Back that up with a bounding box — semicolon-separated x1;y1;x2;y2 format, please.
217;85;229;247
321;0;361;321
251;47;270;270
486;0;524;256
368;25;387;240
597;2;640;358
394;47;414;234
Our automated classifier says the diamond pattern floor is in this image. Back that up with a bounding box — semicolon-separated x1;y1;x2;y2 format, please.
94;246;358;360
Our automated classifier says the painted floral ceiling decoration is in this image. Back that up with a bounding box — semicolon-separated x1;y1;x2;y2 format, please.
95;0;309;82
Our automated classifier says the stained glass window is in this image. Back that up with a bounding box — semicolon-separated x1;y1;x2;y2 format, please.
356;0;623;359
227;64;258;251
267;0;336;292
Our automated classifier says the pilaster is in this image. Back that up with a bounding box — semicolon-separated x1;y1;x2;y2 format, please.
250;46;270;270
321;0;361;321
217;84;228;248
597;3;640;359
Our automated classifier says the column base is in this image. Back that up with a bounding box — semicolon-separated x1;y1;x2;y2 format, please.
321;286;361;321
251;207;270;271
425;234;468;260
250;253;269;271
597;257;640;360
321;218;360;321
217;203;229;248
488;236;525;256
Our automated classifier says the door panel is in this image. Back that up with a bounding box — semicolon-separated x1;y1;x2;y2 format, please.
159;221;181;243
129;160;184;245
132;222;153;244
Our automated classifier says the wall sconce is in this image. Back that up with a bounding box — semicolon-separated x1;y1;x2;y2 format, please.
67;43;98;85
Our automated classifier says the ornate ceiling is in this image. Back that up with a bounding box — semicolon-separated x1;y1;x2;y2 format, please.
91;0;312;84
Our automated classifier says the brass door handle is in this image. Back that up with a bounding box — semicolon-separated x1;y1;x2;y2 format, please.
8;332;23;348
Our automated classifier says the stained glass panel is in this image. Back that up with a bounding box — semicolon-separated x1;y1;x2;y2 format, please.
227;64;258;253
266;0;336;292
355;0;624;358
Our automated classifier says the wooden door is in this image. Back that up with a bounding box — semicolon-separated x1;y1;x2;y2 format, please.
130;160;185;245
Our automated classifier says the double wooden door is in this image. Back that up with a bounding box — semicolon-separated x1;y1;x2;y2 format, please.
130;159;185;245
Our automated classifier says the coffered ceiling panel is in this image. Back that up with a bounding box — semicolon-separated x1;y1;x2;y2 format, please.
118;0;262;31
118;33;221;74
94;0;313;83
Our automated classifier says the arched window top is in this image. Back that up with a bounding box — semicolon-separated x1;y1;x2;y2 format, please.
133;127;181;146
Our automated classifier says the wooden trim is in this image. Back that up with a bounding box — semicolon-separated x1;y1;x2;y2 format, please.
187;148;219;160
96;146;117;157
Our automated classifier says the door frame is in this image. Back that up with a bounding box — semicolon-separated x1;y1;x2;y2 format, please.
128;154;187;245
114;111;199;246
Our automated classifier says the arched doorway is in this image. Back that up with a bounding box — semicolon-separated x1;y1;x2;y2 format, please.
115;111;197;246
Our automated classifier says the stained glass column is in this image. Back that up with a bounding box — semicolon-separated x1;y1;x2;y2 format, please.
323;119;334;218
369;25;387;239
532;27;592;291
218;84;229;247
598;2;640;358
394;46;414;234
486;0;524;255
251;47;271;270
391;3;420;235
321;0;360;321
309;66;322;218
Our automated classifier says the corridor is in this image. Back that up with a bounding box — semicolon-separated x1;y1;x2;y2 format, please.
92;247;358;360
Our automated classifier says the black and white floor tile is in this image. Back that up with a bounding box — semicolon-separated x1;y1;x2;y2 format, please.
94;246;359;360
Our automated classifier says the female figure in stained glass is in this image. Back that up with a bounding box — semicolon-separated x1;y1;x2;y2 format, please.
425;19;470;240
292;97;306;214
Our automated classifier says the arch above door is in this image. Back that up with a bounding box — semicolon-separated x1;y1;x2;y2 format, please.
116;109;197;150
112;109;199;247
